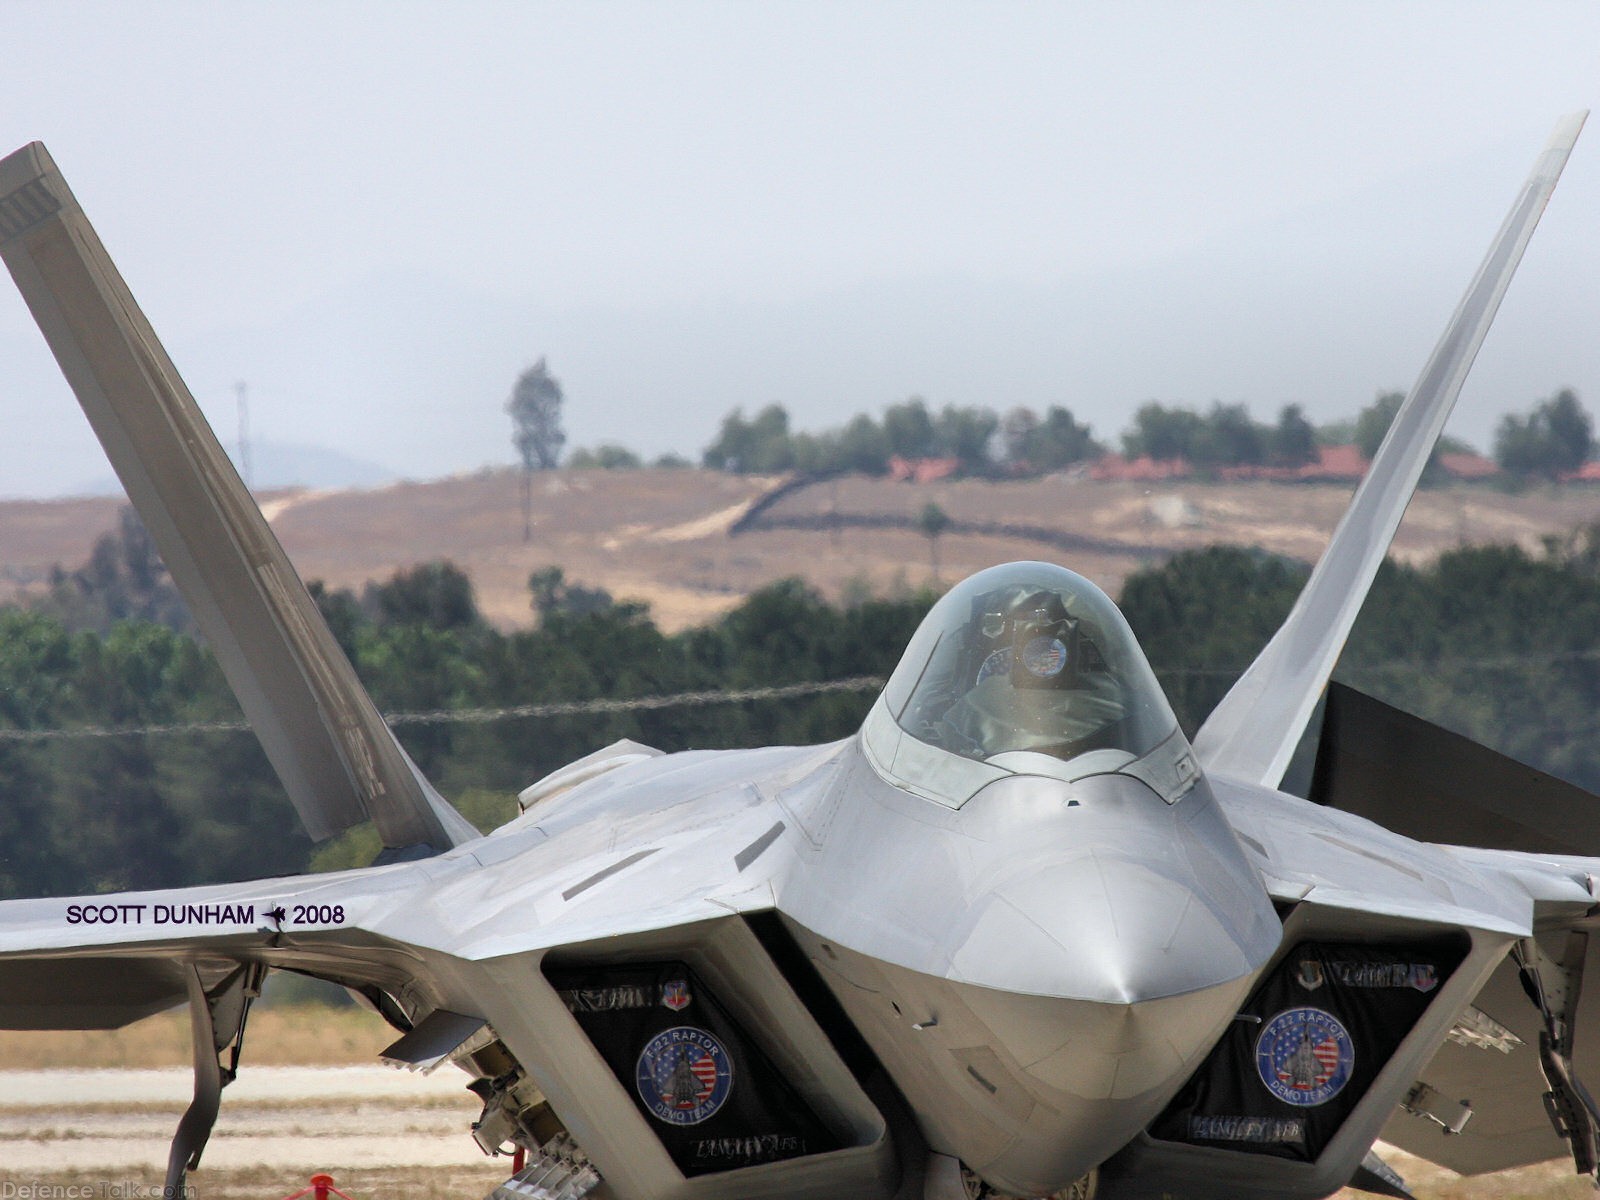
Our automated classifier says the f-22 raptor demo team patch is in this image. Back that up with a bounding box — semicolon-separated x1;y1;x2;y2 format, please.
546;960;842;1176
1253;1006;1355;1108
636;1026;735;1125
1150;939;1463;1161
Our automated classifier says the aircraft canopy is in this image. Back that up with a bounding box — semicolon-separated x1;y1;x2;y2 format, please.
883;562;1181;772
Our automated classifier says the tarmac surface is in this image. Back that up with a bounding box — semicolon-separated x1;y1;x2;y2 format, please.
0;1065;498;1175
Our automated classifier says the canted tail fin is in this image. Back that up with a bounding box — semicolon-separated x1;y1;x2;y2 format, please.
1193;112;1587;788
0;142;477;853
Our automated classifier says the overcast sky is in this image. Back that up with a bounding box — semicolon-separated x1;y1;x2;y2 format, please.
1;2;1598;497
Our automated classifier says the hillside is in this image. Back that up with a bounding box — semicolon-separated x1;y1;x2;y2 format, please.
4;468;1600;631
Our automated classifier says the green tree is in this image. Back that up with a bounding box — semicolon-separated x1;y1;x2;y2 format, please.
918;502;953;583
1354;391;1405;461
1033;406;1100;470
1192;403;1267;468
567;444;643;469
832;414;890;473
39;507;192;634
507;359;566;541
702;405;795;473
528;567;618;623
365;562;483;632
1000;407;1039;465
883;398;938;459
1001;406;1100;473
1270;404;1318;467
1123;402;1204;461
1494;389;1593;479
1119;547;1308;732
933;405;999;471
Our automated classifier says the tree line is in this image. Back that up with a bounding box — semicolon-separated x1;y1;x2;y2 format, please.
509;356;1593;484
557;388;1595;482
0;533;936;897
10;510;1600;898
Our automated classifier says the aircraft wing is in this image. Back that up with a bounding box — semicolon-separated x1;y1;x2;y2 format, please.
1374;871;1600;1176
1286;682;1600;1175
1193;112;1587;790
1210;679;1600;1180
0;142;477;853
0;740;817;1029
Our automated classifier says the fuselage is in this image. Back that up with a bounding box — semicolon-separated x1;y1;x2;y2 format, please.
771;740;1280;1194
469;561;1288;1195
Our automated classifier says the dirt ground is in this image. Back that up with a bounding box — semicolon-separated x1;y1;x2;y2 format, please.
5;469;1600;632
0;1006;1593;1200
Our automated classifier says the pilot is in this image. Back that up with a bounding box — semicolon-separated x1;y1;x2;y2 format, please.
974;590;1080;692
940;588;1123;760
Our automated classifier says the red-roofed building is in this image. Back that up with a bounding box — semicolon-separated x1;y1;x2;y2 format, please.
1087;455;1193;482
1436;452;1500;480
1296;444;1368;481
1092;446;1368;483
887;455;961;484
1561;461;1600;483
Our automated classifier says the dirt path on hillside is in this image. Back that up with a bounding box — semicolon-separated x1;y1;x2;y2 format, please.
6;470;1600;632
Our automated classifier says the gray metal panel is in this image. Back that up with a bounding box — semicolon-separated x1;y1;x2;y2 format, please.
0;956;187;1029
0;142;475;851
1310;682;1600;856
378;1008;487;1071
1378;947;1568;1175
1193;112;1587;790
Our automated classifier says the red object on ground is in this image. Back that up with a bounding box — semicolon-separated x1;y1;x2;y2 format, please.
277;1175;358;1200
512;1146;527;1172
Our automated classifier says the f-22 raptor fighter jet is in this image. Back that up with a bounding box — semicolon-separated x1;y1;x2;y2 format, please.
0;114;1594;1200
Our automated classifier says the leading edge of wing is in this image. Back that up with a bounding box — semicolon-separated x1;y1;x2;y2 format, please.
0;142;477;853
1192;112;1588;789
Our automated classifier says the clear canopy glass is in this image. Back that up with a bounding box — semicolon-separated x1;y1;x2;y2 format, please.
883;562;1181;768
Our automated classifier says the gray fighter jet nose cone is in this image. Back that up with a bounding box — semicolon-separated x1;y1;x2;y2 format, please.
948;772;1281;1005
952;852;1259;1005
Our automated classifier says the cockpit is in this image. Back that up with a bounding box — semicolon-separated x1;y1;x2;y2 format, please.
861;562;1198;806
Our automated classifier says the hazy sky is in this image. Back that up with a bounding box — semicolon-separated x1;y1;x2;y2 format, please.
1;2;1598;496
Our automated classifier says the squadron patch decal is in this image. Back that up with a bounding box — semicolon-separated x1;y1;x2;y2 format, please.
1254;1007;1354;1108
635;1026;734;1125
1295;960;1324;991
661;978;692;1011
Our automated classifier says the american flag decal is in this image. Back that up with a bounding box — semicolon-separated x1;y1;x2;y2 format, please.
1255;1007;1355;1108
635;1026;735;1126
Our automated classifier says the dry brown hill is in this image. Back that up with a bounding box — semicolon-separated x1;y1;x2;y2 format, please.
4;468;1600;631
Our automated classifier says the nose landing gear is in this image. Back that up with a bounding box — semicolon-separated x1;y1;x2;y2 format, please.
961;1166;1097;1200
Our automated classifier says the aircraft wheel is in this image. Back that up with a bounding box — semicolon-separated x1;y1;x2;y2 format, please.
959;1163;1098;1200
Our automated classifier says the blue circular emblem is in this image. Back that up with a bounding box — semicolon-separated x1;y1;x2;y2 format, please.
1021;635;1068;677
635;1026;734;1125
1254;1006;1354;1107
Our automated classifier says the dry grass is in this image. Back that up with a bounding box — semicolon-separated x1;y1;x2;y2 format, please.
0;1005;394;1070
7;470;1600;632
1330;1149;1599;1200
1;1005;1594;1200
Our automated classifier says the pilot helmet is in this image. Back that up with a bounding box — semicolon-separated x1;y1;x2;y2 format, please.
1005;589;1077;690
975;589;1079;692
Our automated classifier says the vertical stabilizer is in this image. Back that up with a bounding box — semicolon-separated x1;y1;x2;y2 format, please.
0;142;477;852
1193;113;1587;788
